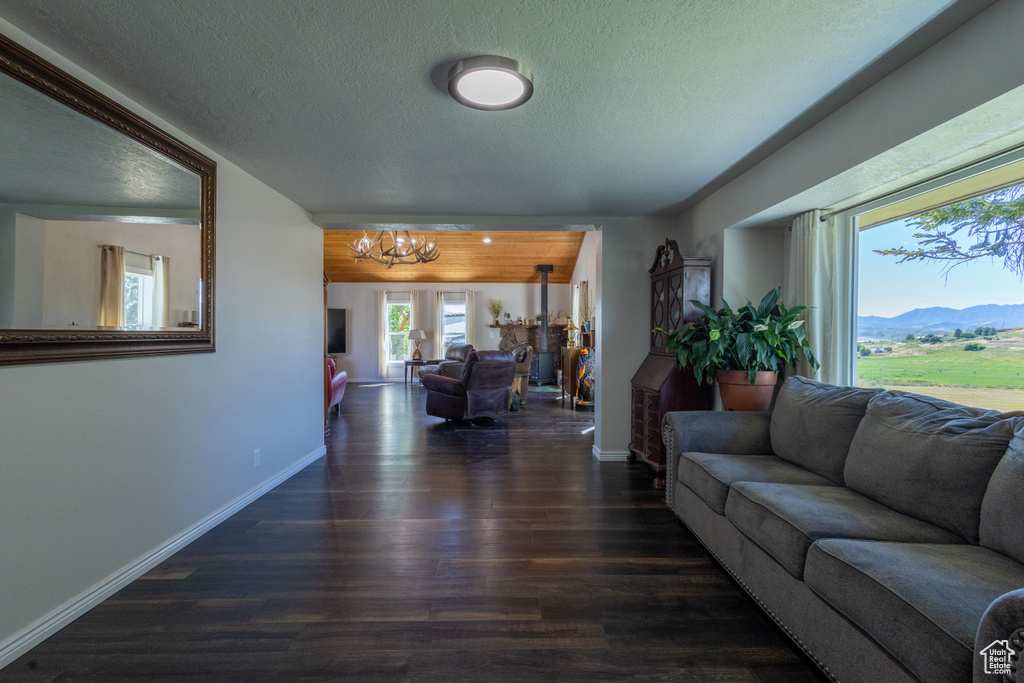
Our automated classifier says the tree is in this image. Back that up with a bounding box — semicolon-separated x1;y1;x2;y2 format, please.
964;342;986;351
875;185;1024;276
858;344;871;357
954;328;963;338
904;334;915;342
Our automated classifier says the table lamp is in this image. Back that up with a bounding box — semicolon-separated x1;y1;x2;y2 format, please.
408;329;426;359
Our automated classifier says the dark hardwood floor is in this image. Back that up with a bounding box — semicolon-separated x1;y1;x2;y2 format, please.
3;383;828;682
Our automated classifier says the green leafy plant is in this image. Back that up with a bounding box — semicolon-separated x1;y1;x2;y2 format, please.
658;286;819;386
488;299;503;319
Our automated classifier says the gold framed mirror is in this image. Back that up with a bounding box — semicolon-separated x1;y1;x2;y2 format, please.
0;32;215;365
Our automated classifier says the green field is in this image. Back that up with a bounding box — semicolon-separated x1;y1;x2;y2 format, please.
857;328;1024;411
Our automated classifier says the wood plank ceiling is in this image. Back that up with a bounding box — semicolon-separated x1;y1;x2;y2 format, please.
324;230;586;284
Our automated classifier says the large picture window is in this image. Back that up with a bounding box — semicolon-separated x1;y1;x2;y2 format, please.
855;155;1024;412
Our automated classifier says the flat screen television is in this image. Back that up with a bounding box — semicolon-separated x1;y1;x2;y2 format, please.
327;308;346;354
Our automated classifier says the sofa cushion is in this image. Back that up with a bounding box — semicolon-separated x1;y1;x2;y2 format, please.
725;483;963;579
769;376;875;484
805;540;1024;683
980;422;1024;564
844;391;1014;542
677;452;836;515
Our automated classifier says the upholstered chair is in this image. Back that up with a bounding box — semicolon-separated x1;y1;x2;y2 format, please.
326;356;347;413
421;350;516;421
419;343;474;378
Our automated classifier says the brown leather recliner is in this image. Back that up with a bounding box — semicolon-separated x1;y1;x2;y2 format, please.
419;343;474;379
421;350;516;421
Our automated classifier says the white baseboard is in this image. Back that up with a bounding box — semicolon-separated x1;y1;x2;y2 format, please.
593;447;630;461
0;445;326;669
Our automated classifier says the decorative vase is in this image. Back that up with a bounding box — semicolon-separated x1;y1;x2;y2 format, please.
715;370;777;411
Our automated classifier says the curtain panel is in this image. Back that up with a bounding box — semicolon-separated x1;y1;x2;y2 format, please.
377;290;388;379
152;255;170;328
99;245;125;327
434;290;445;358
787;210;856;385
464;290;475;347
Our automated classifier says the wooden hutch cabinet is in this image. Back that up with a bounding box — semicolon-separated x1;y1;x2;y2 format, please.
629;241;712;488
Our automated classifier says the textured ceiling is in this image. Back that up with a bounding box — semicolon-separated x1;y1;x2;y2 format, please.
0;0;974;220
0;62;200;211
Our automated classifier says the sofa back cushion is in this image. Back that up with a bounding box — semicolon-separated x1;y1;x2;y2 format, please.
769;377;875;484
980;421;1024;564
844;391;1014;542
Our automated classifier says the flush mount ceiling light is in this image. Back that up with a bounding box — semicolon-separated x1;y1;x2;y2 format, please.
448;55;533;111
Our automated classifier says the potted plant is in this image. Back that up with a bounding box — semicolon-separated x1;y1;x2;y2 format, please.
489;299;503;325
661;286;818;411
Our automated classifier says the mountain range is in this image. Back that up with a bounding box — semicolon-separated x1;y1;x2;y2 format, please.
858;303;1024;339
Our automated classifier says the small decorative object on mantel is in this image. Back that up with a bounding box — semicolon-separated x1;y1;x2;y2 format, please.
660;286;818;412
489;299;503;325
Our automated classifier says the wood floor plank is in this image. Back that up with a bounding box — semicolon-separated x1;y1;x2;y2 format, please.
1;382;827;682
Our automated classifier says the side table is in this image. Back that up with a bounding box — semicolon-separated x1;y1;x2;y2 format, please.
404;359;443;384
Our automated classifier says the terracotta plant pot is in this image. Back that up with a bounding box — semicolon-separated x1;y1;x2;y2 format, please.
716;369;778;411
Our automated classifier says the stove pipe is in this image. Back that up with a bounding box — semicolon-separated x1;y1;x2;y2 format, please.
536;265;553;351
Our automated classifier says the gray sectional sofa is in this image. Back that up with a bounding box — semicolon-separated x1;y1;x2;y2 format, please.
663;376;1024;683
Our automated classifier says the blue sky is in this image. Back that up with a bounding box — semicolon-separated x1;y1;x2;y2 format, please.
858;219;1024;318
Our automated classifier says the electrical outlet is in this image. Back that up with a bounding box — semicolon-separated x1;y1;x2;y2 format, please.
252;448;261;468
490;331;494;338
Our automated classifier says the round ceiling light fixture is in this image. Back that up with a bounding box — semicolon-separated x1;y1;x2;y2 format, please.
448;55;533;111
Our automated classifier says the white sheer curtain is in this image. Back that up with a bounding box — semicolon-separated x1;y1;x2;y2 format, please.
152;255;170;328
99;245;125;327
464;290;475;347
787;210;857;385
434;290;445;358
377;290;389;378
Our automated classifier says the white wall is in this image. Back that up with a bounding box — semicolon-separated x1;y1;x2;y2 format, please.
722;225;789;306
570;230;600;324
0;21;325;665
327;280;571;381
679;0;1024;305
594;217;676;459
10;213;44;328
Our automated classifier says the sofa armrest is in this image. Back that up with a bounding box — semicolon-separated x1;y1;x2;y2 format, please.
662;411;773;456
438;361;465;379
974;588;1024;682
662;411;773;508
420;373;466;397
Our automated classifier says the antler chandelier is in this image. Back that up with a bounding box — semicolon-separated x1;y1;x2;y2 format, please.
349;229;440;268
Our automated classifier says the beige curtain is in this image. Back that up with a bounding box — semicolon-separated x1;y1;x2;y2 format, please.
464;290;475;347
152;255;170;328
787;210;857;385
99;245;125;327
377;290;389;378
434;290;445;358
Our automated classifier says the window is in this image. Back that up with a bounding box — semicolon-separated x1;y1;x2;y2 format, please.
386;300;411;362
123;269;154;329
855;154;1024;412
440;293;466;350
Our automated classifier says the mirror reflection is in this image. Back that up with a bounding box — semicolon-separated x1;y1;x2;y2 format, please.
0;63;202;332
